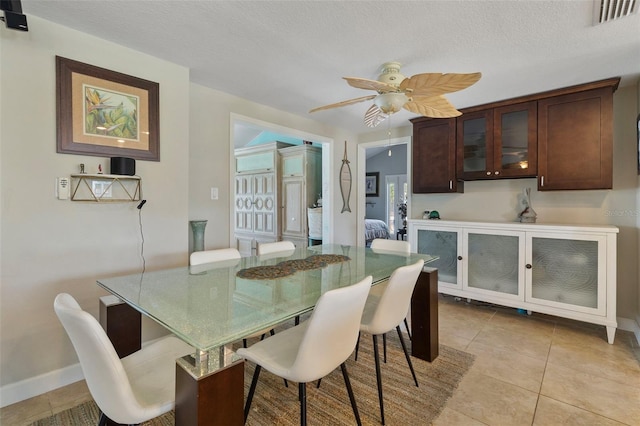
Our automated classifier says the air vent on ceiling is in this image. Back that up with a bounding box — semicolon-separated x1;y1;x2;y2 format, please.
593;0;637;24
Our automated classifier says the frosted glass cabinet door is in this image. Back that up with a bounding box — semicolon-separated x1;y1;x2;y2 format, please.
464;230;525;299
526;234;606;314
416;227;462;289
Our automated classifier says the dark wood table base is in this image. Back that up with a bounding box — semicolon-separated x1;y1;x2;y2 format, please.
410;267;439;362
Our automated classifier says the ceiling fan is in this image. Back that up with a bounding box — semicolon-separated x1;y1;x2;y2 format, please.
309;62;481;128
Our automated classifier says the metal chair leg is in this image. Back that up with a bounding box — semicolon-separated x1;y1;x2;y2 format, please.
341;362;362;426
396;326;418;387
244;365;262;422
383;333;387;363
372;334;385;425
354;331;361;361
299;382;307;426
404;317;412;340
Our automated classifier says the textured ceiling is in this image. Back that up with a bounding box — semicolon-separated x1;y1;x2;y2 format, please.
22;0;640;135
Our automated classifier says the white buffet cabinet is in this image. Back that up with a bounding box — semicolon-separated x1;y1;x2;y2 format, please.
407;219;619;343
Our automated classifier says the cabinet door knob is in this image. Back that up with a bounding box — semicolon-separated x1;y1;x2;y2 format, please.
525;264;532;269
494;171;500;175
486;171;491;176
457;256;463;260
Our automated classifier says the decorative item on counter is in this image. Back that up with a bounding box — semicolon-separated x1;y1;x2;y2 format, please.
189;220;207;253
423;210;430;220
79;163;85;174
518;188;537;223
429;210;441;220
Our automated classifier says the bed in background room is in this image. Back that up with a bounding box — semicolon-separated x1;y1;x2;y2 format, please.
365;219;390;246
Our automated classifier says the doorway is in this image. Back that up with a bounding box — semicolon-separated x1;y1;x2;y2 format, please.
229;114;334;248
357;137;411;246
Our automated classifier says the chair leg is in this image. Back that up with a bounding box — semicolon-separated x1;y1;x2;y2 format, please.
383;333;387;363
98;413;107;426
244;365;262;422
298;382;307;426
372;334;385;425
404;317;412;340
355;331;361;361
396;326;418;387
340;362;362;426
243;338;248;348
316;378;322;388
295;315;300;326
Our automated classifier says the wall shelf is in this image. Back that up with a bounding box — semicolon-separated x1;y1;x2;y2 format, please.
70;174;141;202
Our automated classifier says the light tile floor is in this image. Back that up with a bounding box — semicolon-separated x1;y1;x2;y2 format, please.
2;294;639;425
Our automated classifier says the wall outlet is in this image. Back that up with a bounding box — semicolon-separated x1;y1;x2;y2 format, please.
57;177;70;200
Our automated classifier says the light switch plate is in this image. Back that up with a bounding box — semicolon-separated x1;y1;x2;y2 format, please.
57;177;70;200
211;187;219;200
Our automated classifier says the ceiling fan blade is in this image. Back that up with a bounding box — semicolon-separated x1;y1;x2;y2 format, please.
364;104;389;128
403;95;462;118
344;77;398;93
309;94;377;113
400;72;481;97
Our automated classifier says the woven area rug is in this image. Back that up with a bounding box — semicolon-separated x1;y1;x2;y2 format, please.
31;333;474;425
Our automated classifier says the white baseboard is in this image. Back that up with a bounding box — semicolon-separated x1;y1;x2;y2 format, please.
0;363;83;408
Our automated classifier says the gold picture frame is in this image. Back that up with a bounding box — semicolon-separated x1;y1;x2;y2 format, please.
56;56;160;161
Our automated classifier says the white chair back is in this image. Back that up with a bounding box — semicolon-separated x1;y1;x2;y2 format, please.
290;276;372;382
54;293;143;422
257;240;295;255
190;248;241;265
371;238;410;254
364;260;423;335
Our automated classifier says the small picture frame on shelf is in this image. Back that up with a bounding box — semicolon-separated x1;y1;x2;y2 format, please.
365;172;379;197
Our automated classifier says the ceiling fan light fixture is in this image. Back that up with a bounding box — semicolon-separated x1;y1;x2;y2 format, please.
377;61;406;87
374;92;409;114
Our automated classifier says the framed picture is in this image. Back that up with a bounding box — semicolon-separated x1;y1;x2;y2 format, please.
365;172;379;197
56;56;160;161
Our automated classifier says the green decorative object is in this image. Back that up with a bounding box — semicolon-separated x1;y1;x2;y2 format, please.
189;220;207;252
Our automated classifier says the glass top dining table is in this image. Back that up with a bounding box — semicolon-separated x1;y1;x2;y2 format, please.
97;244;436;358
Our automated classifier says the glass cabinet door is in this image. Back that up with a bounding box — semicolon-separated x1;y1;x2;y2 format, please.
526;234;605;314
457;110;493;180
464;230;525;300
416;228;461;289
493;101;537;178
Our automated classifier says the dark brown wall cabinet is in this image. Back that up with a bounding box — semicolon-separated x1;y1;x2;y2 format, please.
411;118;462;193
537;87;614;190
410;78;618;193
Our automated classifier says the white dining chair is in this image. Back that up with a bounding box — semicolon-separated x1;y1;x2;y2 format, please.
238;276;372;426
256;240;295;256
370;238;413;343
189;247;241;265
54;293;193;426
356;259;424;425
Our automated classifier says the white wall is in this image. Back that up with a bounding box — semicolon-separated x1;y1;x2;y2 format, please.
0;16;190;404
188;83;359;250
